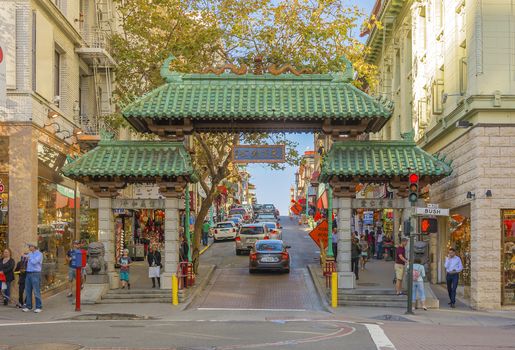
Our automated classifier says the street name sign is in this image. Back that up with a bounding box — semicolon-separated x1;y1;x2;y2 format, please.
415;207;449;216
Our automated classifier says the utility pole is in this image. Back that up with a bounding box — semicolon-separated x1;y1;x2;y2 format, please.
406;172;419;315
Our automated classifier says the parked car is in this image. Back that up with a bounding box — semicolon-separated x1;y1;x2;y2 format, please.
228;216;243;227
261;204;276;215
235;223;270;255
212;221;238;241
249;240;290;273
261;221;282;240
255;213;278;223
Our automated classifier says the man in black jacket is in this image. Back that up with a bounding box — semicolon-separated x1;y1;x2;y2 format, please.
147;246;162;288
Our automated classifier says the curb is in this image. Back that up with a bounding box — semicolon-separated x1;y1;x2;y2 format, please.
180;264;216;311
307;264;333;313
199;241;214;256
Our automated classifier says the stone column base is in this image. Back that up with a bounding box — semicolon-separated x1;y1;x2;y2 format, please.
108;271;120;289
160;272;173;290
337;271;356;289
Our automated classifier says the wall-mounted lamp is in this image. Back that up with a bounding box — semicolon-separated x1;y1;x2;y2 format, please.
43;122;61;132
59;130;72;140
485;190;492;198
47;109;60;119
442;92;464;104
466;191;475;199
456;120;473;128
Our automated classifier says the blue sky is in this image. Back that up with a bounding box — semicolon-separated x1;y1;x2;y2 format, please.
248;0;376;214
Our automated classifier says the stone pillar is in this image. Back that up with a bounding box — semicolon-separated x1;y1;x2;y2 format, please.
8;126;38;260
97;197;118;289
334;196;355;289
161;196;180;289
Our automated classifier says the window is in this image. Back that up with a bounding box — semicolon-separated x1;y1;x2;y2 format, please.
432;79;444;115
459;42;467;94
435;0;444;30
54;49;61;106
32;11;36;91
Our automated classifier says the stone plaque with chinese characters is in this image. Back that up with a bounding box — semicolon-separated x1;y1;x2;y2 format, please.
232;145;285;163
112;198;165;209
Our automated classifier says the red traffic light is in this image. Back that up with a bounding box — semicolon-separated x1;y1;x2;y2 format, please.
409;173;419;183
420;218;438;233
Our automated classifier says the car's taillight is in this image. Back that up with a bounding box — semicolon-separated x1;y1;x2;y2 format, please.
264;236;270;240
214;229;218;234
250;253;257;261
235;236;240;241
233;228;236;233
281;252;289;260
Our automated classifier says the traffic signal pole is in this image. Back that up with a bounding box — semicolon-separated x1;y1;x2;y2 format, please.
406;172;419;315
327;186;333;258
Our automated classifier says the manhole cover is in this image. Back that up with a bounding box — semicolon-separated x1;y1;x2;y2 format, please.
10;343;83;350
371;314;415;322
68;313;154;321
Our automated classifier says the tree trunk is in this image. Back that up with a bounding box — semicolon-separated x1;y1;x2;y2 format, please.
191;191;216;274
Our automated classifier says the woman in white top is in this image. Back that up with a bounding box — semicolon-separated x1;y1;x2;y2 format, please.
412;258;427;311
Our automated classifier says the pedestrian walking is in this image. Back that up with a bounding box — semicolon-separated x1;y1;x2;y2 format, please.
14;254;28;308
119;249;132;290
23;242;43;313
367;231;376;258
0;248;15;306
147;245;162;288
445;247;463;308
375;230;383;259
179;234;189;262
351;237;361;280
359;234;369;271
394;238;409;295
331;227;338;260
66;241;82;297
412;258;427;311
202;221;210;246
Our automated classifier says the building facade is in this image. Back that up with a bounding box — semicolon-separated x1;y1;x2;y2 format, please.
0;0;116;293
365;0;515;309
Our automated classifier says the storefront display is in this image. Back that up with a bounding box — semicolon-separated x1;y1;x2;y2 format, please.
80;195;98;243
0;175;8;252
502;209;515;305
448;212;471;286
37;180;75;292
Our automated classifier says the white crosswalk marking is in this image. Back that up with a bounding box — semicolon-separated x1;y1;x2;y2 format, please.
365;323;396;350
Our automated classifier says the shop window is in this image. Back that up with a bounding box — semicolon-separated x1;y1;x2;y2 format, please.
449;212;471;286
37;179;76;292
80;195;98;243
0;175;8;252
502;209;515;305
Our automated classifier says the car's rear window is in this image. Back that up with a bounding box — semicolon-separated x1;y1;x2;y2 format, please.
264;223;276;230
216;223;233;228
256;241;282;252
230;209;246;215
264;204;275;210
240;226;264;235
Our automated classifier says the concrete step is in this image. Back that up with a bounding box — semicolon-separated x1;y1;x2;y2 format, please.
98;298;171;304
338;299;407;307
106;289;169;295
103;293;170;299
338;294;407;302
343;289;399;295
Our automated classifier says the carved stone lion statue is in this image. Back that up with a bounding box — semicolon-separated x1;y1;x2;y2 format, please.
86;242;107;275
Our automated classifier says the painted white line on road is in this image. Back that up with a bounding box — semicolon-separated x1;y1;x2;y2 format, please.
364;323;396;350
197;307;307;312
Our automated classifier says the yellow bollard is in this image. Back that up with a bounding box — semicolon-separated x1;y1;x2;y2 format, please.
331;272;338;308
172;273;179;305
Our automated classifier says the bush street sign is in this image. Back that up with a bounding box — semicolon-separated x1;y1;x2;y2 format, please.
415;207;449;216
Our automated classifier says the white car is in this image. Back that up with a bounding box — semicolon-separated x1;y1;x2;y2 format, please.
261;221;282;240
212;221;238;241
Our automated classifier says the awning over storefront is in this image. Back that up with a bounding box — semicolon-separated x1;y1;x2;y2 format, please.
320;139;452;184
61;140;198;183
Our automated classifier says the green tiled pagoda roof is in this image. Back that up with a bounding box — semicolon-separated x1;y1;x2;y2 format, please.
320;140;452;182
122;61;392;121
61;140;197;181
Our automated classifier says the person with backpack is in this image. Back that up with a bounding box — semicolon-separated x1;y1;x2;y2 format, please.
14;254;28;307
412;258;427;311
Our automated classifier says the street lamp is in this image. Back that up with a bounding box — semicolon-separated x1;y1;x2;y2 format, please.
294;172;299;201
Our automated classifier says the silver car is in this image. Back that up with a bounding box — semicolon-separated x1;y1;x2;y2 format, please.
235;223;270;255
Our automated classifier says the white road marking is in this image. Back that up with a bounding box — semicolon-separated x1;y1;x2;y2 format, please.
197;307;307;312
364;323;396;350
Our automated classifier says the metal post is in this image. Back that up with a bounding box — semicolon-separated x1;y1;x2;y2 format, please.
327;185;334;257
305;183;309;217
172;273;179;305
75;267;81;312
406;208;415;315
185;186;191;262
331;272;338;308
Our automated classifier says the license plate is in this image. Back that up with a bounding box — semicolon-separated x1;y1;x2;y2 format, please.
260;256;278;263
246;239;256;243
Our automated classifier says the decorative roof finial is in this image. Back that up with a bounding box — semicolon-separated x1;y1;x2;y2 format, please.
331;56;354;82
253;55;265;75
160;55;183;82
401;130;415;141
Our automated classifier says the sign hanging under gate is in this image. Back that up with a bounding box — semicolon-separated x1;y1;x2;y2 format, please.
232;145;285;163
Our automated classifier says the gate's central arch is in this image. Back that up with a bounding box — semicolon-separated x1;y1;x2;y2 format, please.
62;55;452;293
